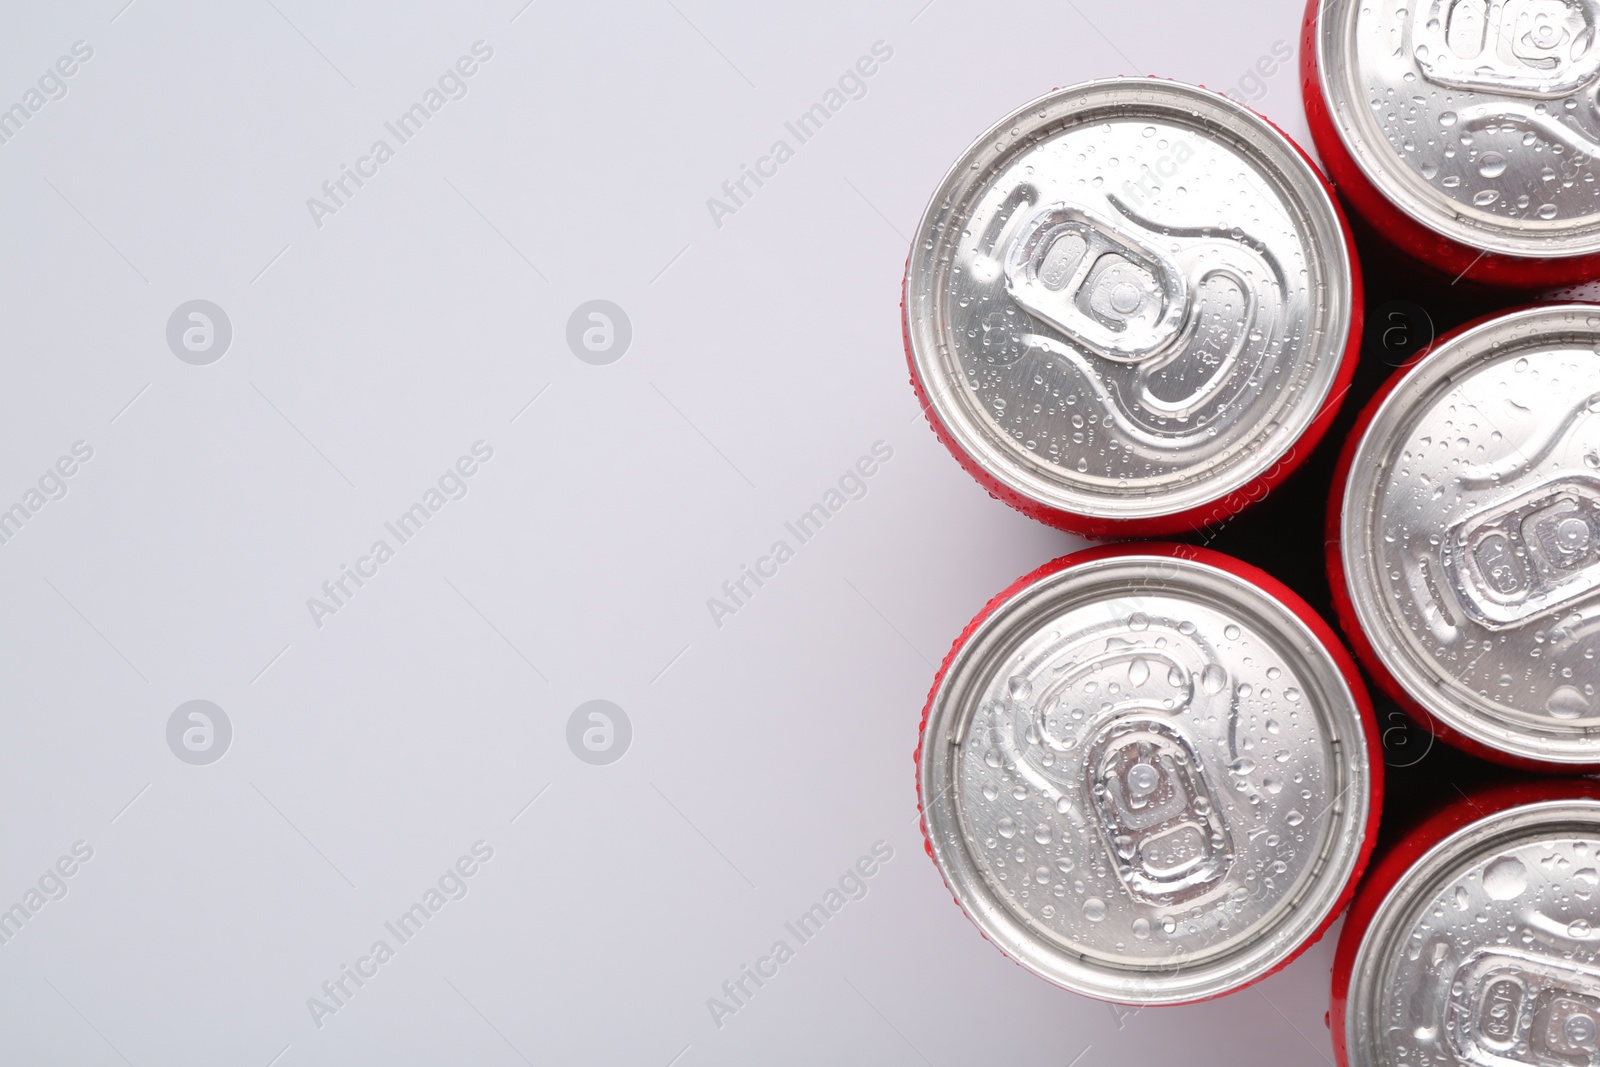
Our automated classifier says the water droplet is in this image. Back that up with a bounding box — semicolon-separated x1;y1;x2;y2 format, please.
1008;676;1032;700
1284;687;1302;703
1454;886;1470;910
1201;664;1227;694
1285;809;1305;826
1224;624;1241;640
1159;914;1178;934
997;817;1017;839
1263;775;1283;794
1132;917;1152;939
985;748;1003;768
1128;659;1149;686
1571;919;1593;939
1034;823;1052;845
982;782;999;801
1167;666;1185;687
1128;612;1150;631
1478;152;1508;178
1055;856;1075;875
1483;856;1528;900
1539;203;1559;220
1549;685;1589;719
1127;762;1160;797
1473;189;1498;206
1230;757;1257;775
1083;897;1107;922
1056;796;1075;816
1439;110;1457;126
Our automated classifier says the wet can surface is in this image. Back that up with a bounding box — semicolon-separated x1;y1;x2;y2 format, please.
915;543;1380;1004
1304;0;1600;287
903;79;1361;537
1331;304;1600;770
1332;780;1600;1067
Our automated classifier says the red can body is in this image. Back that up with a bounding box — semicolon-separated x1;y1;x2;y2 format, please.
917;543;1383;1004
904;79;1361;538
1327;304;1600;772
1331;779;1600;1067
1301;0;1600;288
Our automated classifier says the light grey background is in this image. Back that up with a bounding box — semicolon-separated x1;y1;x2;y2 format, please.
0;1;1335;1064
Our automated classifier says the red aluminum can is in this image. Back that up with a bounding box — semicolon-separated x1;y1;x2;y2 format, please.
904;78;1360;537
1329;304;1600;771
1332;778;1600;1067
916;542;1381;1003
1303;0;1600;288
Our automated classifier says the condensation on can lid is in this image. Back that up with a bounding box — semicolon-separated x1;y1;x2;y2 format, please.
918;551;1374;1003
903;79;1354;523
1345;799;1600;1067
1315;0;1600;258
1342;304;1600;766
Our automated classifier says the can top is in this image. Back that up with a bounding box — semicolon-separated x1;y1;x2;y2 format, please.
918;549;1374;1003
1315;0;1600;259
1342;304;1600;766
1345;797;1600;1067
903;79;1353;524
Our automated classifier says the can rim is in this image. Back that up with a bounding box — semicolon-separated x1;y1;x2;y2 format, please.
1332;781;1600;1067
902;78;1355;526
915;542;1380;1004
1313;0;1600;259
1335;303;1600;768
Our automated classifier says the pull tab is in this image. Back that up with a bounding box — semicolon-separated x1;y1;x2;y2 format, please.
1413;0;1600;97
1084;715;1232;906
1448;948;1600;1066
1004;204;1188;362
1441;476;1600;627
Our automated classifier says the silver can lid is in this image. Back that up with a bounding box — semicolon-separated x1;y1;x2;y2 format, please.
903;80;1355;525
1315;0;1600;258
1341;304;1600;766
1345;798;1600;1067
918;550;1374;1003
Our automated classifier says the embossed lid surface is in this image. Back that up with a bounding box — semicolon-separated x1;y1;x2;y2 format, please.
903;79;1354;525
918;549;1374;1003
1345;798;1600;1067
1341;304;1600;765
1315;0;1600;257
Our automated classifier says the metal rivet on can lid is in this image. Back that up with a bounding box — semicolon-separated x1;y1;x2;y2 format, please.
903;79;1356;533
1339;304;1600;767
918;547;1376;1003
1343;797;1600;1067
1313;0;1600;261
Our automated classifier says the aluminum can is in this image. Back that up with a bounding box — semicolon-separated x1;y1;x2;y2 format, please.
915;543;1380;1003
1331;304;1600;770
1304;0;1600;287
1332;779;1600;1067
902;79;1361;537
